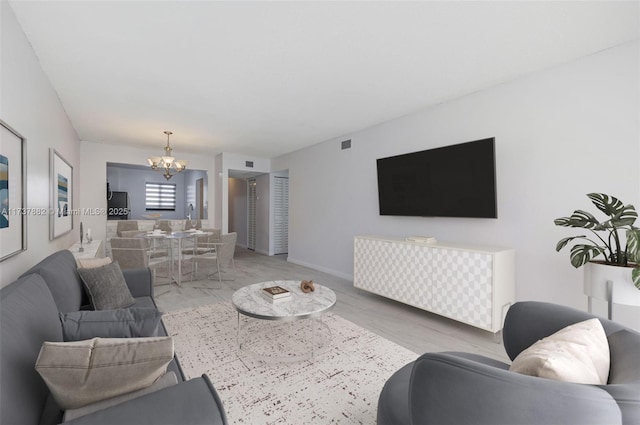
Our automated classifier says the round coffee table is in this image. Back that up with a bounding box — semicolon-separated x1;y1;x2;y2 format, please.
231;280;337;361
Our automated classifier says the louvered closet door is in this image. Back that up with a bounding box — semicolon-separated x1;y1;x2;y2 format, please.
273;176;289;254
247;179;257;251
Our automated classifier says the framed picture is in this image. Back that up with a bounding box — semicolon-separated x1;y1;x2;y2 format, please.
50;149;73;240
0;120;27;261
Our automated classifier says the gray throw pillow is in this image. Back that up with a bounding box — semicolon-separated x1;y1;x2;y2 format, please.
35;336;174;409
77;262;135;310
59;308;163;341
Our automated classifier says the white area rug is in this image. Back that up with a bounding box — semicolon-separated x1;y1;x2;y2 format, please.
162;302;418;425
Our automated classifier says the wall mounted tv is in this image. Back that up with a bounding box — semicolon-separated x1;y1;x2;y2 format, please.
376;138;497;218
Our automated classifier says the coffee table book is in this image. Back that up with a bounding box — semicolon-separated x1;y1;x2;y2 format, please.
262;286;291;300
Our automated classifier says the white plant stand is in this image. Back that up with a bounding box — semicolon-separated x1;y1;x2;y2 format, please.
584;261;640;320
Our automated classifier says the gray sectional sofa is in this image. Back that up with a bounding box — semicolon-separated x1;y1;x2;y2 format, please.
1;249;228;425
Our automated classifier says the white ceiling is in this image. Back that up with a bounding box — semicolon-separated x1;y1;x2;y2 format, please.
9;1;639;158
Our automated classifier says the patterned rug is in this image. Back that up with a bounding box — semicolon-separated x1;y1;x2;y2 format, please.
162;302;418;424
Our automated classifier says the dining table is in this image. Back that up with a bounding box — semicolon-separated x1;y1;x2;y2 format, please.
142;230;214;286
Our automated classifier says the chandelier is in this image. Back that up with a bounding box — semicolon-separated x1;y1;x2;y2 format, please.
147;131;188;180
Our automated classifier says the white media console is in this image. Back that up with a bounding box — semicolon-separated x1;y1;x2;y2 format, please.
353;236;515;333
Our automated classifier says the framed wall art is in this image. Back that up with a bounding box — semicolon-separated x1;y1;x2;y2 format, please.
0;120;27;261
50;148;73;240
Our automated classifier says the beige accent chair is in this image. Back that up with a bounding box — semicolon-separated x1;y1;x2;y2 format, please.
110;237;170;285
189;232;237;287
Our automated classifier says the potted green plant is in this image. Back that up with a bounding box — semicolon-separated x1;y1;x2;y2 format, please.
554;193;640;294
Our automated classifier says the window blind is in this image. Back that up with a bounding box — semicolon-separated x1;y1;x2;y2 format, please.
145;182;176;210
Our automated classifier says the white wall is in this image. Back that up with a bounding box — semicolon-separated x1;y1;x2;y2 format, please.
1;3;81;285
272;42;640;327
79;141;216;244
214;154;223;229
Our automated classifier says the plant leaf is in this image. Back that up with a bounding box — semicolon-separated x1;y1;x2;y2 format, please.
569;244;606;268
632;268;640;290
556;236;586;252
608;204;638;228
587;193;626;218
554;210;601;229
626;228;640;263
595;205;638;231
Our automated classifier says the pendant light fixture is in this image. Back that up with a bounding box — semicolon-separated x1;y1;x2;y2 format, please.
147;131;188;180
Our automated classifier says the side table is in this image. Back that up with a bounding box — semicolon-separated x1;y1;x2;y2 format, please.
69;239;104;263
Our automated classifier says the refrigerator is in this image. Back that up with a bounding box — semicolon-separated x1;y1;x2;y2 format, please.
107;191;129;220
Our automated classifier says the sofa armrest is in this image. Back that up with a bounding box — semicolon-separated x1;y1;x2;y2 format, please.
63;375;227;425
409;353;621;425
121;268;154;298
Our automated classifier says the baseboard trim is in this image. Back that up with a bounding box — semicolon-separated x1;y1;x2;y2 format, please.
286;257;353;282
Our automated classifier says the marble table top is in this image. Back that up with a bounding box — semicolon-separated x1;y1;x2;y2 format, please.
232;280;336;321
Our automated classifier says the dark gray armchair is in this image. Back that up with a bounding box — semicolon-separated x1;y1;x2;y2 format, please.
377;301;640;425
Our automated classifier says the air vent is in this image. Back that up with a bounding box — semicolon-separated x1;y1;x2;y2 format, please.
341;139;352;150
245;161;254;168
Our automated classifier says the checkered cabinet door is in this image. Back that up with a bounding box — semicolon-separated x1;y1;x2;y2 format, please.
429;248;493;329
354;237;431;307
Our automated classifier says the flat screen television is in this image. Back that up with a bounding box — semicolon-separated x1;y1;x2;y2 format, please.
376;138;497;218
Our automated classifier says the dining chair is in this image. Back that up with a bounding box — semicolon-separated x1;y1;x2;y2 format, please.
180;228;221;257
157;220;173;233
195;228;221;250
116;220;138;236
190;232;237;286
185;219;202;230
109;237;170;285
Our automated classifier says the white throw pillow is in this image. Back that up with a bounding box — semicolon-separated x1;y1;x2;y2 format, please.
62;371;179;422
509;318;610;385
35;336;174;409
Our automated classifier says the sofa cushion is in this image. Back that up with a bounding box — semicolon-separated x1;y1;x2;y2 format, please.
130;297;158;310
60;308;163;341
510;318;610;385
62;371;178;422
19;250;86;312
1;275;63;425
61;375;228;425
78;262;135;310
35;336;174;409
